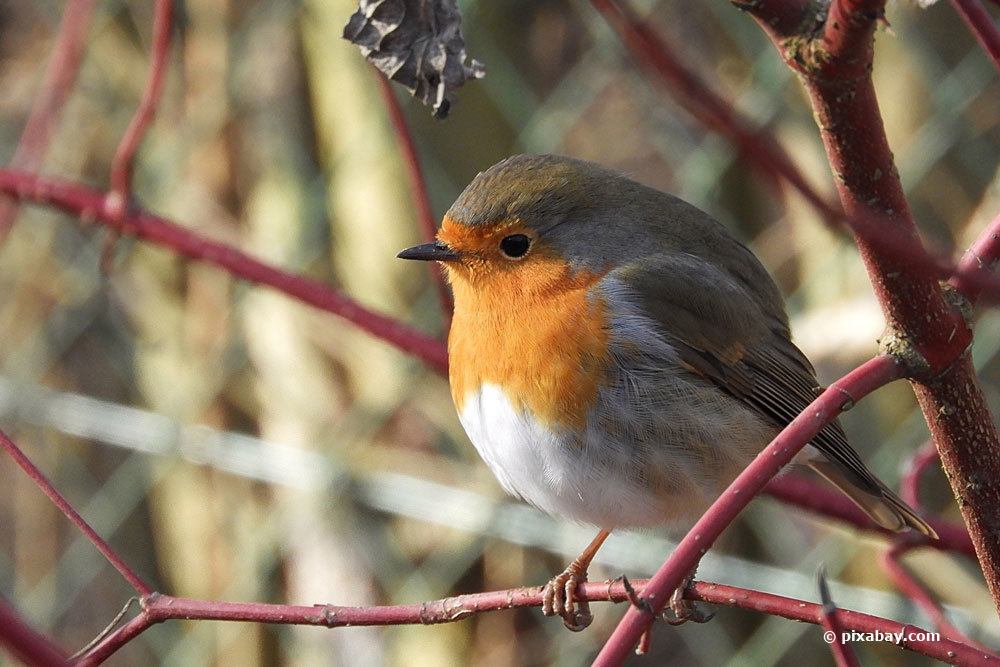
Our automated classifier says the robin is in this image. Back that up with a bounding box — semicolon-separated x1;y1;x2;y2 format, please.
398;154;934;631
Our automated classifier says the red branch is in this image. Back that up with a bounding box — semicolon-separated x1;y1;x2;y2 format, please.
881;541;993;651
739;0;1000;620
0;170;449;374
594;355;905;664
952;211;1000;307
817;569;861;667
799;208;1000;307
0;430;152;596
764;474;975;557
589;0;843;224
899;440;941;511
0;597;69;667
689;581;997;665
374;69;454;322
948;0;1000;74
107;0;173;209
74;580;996;666
0;0;96;242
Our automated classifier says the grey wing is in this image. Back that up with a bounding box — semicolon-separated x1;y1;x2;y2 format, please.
614;252;880;495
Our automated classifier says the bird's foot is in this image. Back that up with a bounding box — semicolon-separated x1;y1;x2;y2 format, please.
542;563;593;631
661;574;715;626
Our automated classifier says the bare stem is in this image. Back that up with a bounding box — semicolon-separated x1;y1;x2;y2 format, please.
0;0;96;242
0;170;449;373
108;0;173;205
590;0;842;224
881;541;993;650
374;69;454;323
765;473;974;557
952;211;1000;307
740;0;1000;619
0;430;152;596
75;577;996;666
899;440;941;511
948;0;1000;74
817;567;861;667
0;596;69;667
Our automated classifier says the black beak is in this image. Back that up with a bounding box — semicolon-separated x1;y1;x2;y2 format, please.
397;241;460;262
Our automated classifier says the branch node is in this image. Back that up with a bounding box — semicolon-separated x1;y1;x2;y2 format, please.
834;387;856;411
941;282;974;328
102;191;127;228
311;604;338;626
620;575;654;617
139;591;161;613
877;332;931;379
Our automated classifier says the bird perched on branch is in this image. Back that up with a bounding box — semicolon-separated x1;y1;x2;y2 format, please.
398;154;934;631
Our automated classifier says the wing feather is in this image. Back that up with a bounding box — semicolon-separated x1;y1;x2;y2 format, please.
614;253;882;495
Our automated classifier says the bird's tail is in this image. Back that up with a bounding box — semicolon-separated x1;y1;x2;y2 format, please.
808;461;937;538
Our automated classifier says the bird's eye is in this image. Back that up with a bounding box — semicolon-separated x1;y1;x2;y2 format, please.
499;234;531;259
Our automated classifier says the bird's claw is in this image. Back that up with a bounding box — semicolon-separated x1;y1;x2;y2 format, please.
542;567;593;631
662;576;715;626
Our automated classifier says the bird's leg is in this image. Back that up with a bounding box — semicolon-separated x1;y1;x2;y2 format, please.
662;563;714;626
542;528;610;631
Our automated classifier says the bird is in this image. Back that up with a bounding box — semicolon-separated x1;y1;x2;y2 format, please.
397;153;935;631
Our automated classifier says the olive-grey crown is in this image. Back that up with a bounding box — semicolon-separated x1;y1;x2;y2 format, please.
445;154;765;285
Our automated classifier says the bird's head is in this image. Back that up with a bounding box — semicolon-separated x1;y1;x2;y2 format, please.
398;154;644;297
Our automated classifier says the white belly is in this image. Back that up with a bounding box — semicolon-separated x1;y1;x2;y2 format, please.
458;383;682;528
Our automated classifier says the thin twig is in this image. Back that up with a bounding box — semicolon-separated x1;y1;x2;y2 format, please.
373;69;454;323
0;596;69;667
952;211;1000;307
103;0;174;270
0;170;449;373
69;597;138;661
764;473;973;557
881;541;994;651
108;0;174;205
817;565;861;667
899;440;942;511
948;0;1000;74
0;430;153;596
589;0;843;225
0;0;96;243
74;579;997;666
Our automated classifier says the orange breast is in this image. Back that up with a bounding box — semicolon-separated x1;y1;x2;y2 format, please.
447;255;611;430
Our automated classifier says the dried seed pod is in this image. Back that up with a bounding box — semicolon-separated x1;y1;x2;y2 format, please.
343;0;485;118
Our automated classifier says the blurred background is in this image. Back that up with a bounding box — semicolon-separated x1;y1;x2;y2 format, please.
0;0;998;664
